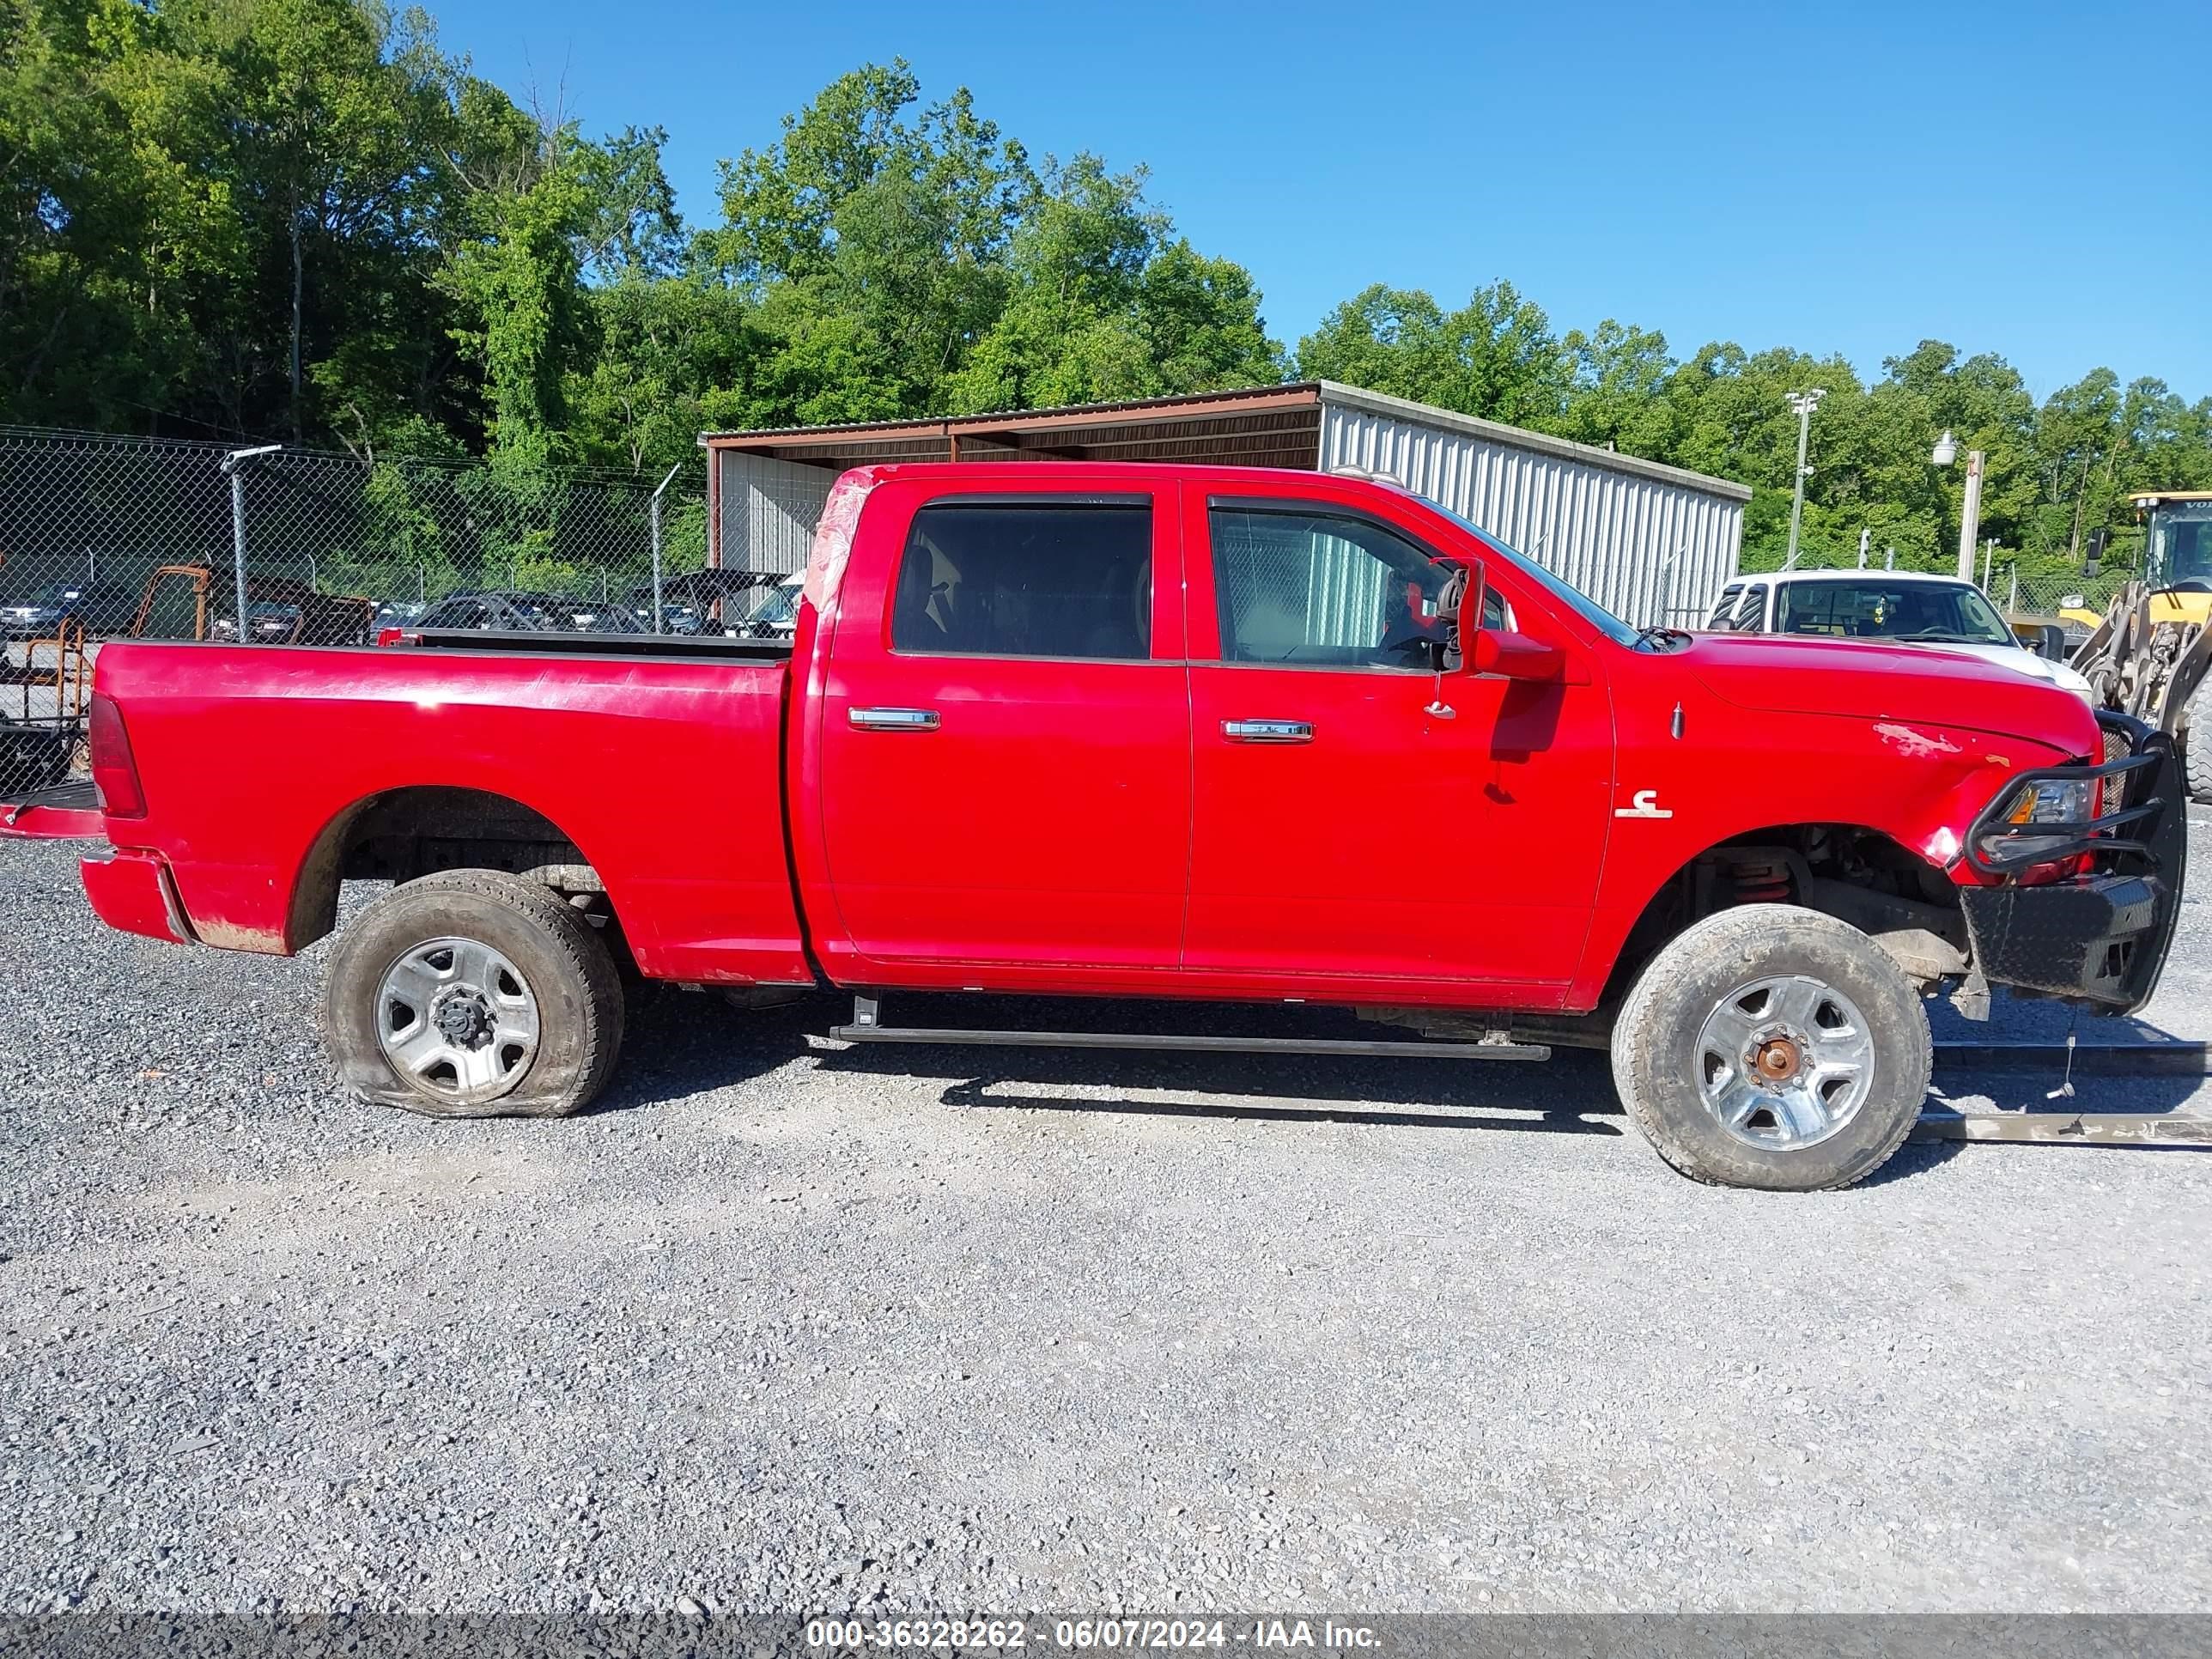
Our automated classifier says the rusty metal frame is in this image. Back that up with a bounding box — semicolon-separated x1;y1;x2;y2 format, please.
699;385;1328;466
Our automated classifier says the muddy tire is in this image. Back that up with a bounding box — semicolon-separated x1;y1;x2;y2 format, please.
2185;708;2212;806
1610;905;1930;1191
324;871;624;1118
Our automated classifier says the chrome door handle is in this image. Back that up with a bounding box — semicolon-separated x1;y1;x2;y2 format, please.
1222;719;1314;744
848;707;940;732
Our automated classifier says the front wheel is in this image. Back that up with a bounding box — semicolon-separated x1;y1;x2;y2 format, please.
324;870;625;1118
1610;905;1930;1191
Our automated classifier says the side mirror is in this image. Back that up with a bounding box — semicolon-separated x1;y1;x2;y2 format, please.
1470;628;1569;682
1437;561;1485;672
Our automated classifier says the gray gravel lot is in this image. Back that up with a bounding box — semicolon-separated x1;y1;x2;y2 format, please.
3;821;2210;1616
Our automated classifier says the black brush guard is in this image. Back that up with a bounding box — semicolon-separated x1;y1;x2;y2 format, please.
1956;712;2186;1012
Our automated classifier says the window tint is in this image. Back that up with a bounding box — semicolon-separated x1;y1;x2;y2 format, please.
1210;505;1453;670
1730;583;1769;632
892;501;1152;660
1706;584;1743;629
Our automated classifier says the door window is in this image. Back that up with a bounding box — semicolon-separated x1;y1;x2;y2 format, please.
891;501;1152;661
1706;584;1743;629
1209;504;1471;670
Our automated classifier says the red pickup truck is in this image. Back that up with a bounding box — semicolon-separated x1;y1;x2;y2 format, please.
9;464;2187;1190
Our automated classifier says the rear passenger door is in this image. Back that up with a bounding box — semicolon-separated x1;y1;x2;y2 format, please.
813;480;1192;981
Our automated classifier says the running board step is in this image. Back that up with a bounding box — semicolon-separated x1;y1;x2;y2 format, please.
830;1001;1547;1062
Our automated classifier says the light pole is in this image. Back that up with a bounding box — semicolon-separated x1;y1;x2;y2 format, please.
1784;390;1826;569
219;443;283;642
1932;429;1984;583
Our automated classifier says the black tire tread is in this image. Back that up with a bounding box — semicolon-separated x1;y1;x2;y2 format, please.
2185;706;2212;806
323;870;624;1119
1610;905;1931;1191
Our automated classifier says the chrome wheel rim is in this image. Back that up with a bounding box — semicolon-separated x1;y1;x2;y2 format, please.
374;936;540;1104
1694;975;1875;1150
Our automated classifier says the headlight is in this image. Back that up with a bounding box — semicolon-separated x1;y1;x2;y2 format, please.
2002;778;2094;825
1976;775;2102;868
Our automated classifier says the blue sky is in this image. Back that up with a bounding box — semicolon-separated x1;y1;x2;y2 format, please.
429;0;2209;403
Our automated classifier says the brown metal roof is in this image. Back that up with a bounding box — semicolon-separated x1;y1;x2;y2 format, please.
699;383;1327;472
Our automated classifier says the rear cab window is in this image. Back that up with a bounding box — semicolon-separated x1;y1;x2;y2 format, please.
1705;584;1743;629
891;499;1154;661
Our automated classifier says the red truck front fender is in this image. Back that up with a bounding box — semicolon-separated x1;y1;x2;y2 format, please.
1568;702;2077;1010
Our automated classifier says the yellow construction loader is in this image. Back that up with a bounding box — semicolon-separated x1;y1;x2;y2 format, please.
2067;490;2212;801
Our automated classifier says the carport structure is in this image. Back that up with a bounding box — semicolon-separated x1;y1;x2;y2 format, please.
701;380;1749;627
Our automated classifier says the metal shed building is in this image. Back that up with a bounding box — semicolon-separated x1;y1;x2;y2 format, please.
699;381;1748;627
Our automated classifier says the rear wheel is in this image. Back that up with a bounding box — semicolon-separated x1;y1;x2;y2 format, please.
1610;905;1930;1191
324;870;624;1118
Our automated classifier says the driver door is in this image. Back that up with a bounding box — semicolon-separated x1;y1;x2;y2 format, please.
1181;482;1610;1002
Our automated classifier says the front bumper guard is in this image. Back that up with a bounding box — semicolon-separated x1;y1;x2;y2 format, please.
1957;713;2186;1013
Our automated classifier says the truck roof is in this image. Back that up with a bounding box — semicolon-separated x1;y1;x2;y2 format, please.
1730;568;1976;587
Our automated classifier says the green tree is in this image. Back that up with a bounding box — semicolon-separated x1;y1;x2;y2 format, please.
1295;281;1561;427
946;155;1280;413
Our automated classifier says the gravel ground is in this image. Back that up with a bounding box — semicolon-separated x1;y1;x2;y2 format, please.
2;821;2209;1617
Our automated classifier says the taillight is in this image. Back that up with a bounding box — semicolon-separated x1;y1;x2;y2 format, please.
88;691;146;818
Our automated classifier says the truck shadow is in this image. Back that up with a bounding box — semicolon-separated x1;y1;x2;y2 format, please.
933;1073;1622;1136
590;989;2207;1184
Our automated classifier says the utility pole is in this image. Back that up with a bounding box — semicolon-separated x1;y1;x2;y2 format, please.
1784;390;1826;570
220;444;283;642
1932;430;1985;583
649;463;681;635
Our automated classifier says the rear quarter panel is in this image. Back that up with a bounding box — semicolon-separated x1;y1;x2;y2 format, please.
94;642;809;986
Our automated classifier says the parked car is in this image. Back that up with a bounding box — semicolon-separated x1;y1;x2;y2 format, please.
22;464;2185;1192
1;580;137;639
1702;569;2096;700
414;591;646;634
622;589;705;635
374;600;427;630
735;570;805;639
131;566;374;647
210;601;311;644
641;568;792;635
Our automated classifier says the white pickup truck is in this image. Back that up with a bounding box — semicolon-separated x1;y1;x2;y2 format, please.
1703;568;2095;701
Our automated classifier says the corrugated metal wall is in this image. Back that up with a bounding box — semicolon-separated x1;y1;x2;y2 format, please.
717;453;836;573
1318;390;1745;628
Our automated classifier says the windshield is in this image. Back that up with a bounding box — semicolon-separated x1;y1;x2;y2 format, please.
2147;502;2212;587
1420;499;1643;647
1775;579;2014;647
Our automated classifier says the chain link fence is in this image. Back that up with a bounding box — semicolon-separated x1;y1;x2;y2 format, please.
0;425;786;799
